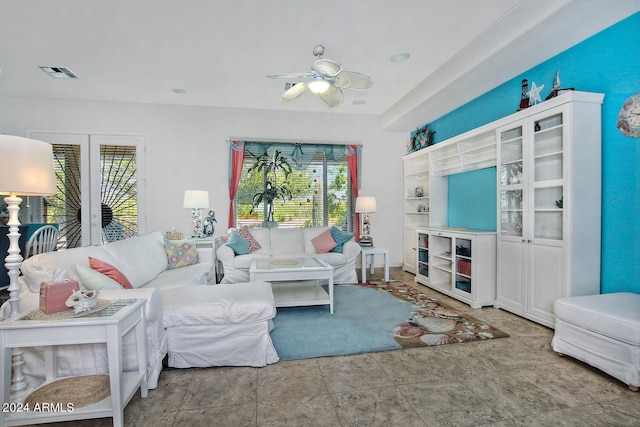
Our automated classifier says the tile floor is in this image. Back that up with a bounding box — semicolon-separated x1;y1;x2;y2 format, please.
22;268;640;426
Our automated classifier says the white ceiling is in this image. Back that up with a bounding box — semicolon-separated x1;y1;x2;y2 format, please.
0;0;637;132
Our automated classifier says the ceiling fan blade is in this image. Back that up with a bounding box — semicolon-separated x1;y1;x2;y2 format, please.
311;59;342;78
318;85;343;107
334;70;373;90
281;82;307;102
267;72;313;80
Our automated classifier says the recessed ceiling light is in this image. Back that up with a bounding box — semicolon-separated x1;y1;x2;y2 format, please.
172;88;187;94
352;100;366;105
390;52;410;62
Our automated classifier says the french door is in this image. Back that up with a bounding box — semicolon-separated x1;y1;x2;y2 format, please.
29;132;146;248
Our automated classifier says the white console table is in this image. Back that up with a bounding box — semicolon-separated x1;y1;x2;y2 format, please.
0;299;147;427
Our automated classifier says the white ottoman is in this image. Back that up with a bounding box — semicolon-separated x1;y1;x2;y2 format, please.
161;282;279;368
552;292;640;391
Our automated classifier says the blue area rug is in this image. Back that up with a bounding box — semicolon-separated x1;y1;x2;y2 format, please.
270;281;509;361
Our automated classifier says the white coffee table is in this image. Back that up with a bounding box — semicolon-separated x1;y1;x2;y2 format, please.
249;257;335;313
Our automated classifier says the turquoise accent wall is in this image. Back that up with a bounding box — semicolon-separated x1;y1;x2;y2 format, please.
448;168;496;230
426;12;640;294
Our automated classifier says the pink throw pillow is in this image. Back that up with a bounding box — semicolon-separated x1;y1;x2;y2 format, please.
311;229;338;254
88;257;133;289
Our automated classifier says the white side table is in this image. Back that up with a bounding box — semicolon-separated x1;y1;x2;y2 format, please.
360;247;390;283
0;299;147;427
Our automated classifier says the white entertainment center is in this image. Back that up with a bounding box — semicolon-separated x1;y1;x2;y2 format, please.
402;91;604;326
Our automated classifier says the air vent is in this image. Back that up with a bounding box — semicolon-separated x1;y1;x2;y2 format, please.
38;66;79;79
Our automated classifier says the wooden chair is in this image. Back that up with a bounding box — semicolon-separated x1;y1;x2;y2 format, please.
24;225;59;258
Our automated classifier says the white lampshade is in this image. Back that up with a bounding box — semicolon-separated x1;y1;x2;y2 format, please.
183;190;209;209
0;135;56;195
355;196;377;213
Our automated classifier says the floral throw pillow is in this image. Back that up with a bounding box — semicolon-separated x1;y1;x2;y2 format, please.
222;226;262;253
164;239;199;270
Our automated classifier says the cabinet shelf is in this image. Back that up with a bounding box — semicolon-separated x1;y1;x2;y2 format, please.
406;169;430;177
534;123;563;135
534;150;563;160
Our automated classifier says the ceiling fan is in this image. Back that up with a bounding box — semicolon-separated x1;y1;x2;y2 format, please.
267;45;373;107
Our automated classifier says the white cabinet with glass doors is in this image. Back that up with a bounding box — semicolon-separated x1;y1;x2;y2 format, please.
495;91;604;327
415;228;496;308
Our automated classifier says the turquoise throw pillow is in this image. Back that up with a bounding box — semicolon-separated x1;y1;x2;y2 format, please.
329;226;353;253
226;231;250;255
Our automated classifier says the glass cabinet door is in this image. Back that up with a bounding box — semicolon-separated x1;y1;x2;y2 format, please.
532;113;564;241
499;125;524;237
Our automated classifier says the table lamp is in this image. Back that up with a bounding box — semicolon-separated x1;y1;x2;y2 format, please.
0;135;56;401
355;196;377;247
183;190;209;238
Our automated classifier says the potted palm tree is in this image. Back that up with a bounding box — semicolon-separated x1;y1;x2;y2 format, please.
247;150;293;228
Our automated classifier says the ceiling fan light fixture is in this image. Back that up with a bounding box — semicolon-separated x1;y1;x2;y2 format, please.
308;79;331;94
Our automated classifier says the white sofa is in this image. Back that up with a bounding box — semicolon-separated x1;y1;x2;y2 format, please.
216;226;362;284
2;231;278;391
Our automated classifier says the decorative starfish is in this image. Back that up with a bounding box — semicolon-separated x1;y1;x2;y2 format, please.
527;82;544;106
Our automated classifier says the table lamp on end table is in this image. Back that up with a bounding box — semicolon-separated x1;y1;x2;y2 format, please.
355;196;376;247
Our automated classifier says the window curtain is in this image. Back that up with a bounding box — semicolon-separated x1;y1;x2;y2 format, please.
347;144;361;241
228;140;245;228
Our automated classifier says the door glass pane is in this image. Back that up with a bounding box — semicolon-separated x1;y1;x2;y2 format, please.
100;145;138;242
534;186;563;240
500;126;523;185
45;144;82;248
534;113;563;182
500;190;523;236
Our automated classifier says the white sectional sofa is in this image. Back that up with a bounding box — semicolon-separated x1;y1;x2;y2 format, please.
2;231;278;391
216;226;362;284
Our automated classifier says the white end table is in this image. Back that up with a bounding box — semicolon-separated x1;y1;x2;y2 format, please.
0;299;147;427
360;247;390;283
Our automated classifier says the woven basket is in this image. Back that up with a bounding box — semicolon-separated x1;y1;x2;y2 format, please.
165;231;183;240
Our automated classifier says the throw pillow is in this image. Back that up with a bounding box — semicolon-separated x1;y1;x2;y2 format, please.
88;257;133;289
76;264;123;290
236;226;262;253
226;231;250;255
222;226;262;253
329;226;354;253
164;238;200;270
311;229;337;254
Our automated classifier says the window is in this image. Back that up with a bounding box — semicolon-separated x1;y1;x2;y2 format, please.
235;142;355;231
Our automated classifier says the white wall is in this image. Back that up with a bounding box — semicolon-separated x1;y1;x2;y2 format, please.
0;95;407;267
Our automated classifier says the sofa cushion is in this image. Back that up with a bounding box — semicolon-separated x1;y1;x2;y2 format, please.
270;228;304;256
20;245;116;293
103;231;167;288
329;226;354;253
151;262;213;290
246;227;271;254
311;229;337;254
226;231;250;255
161;282;276;327
76;265;124;290
164;238;199;269
89;256;133;289
233;253;270;270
